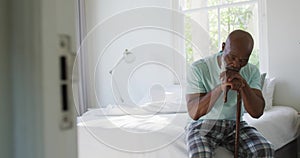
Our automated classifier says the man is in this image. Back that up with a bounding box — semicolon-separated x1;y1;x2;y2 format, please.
185;30;274;157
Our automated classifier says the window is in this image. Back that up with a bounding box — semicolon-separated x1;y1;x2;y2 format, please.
181;0;261;67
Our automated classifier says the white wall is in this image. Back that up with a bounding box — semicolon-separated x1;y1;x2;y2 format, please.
82;0;184;108
266;0;300;111
0;0;13;157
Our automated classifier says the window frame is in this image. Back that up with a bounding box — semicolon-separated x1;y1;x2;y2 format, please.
180;0;268;71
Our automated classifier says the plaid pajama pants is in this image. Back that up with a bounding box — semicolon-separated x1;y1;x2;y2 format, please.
185;120;274;158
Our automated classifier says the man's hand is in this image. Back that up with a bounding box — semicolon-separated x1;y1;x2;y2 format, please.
220;69;246;91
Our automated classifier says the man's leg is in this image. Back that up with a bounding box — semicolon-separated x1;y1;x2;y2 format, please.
224;121;275;158
185;120;226;158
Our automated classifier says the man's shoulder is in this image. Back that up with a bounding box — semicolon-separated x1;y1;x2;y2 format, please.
191;53;218;67
190;59;209;74
191;58;206;67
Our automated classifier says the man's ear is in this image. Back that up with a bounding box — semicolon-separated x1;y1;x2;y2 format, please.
222;42;225;51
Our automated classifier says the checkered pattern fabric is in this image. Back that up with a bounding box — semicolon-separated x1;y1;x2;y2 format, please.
185;120;274;158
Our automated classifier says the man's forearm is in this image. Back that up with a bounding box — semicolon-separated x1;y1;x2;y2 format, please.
240;84;265;118
187;85;223;120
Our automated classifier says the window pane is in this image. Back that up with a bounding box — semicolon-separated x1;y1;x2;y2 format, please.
219;4;257;41
185;10;213;62
184;2;260;66
219;3;259;66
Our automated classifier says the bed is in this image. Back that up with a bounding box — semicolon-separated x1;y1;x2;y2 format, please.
77;104;299;158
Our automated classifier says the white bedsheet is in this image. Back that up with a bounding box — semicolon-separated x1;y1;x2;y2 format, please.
77;106;299;158
244;106;299;150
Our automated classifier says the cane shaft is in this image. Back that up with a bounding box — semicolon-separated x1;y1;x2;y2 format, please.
224;86;230;103
235;91;242;158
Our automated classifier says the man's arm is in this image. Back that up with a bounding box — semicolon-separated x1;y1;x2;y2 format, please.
220;70;265;118
240;85;265;118
186;85;223;120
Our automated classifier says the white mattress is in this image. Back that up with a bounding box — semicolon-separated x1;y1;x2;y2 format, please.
77;106;299;158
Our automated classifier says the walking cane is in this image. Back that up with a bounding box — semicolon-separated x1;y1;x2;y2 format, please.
235;91;242;158
224;86;242;158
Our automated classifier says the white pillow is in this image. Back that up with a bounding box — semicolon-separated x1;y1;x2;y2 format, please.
262;77;276;111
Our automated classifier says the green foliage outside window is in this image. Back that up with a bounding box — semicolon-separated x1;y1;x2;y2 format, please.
184;0;259;67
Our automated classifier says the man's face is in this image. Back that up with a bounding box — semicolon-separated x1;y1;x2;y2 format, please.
223;41;251;71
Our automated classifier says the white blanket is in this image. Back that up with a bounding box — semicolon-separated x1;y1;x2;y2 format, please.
77;106;299;158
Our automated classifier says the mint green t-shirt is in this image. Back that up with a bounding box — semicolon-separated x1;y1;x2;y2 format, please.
186;52;261;121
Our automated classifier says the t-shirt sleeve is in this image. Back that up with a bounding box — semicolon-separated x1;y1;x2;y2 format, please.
186;64;206;94
248;65;262;90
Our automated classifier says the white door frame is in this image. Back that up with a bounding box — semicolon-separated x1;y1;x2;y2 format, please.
41;0;78;157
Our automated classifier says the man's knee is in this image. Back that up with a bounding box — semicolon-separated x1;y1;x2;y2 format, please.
245;142;275;158
189;151;213;158
187;144;213;158
256;144;275;157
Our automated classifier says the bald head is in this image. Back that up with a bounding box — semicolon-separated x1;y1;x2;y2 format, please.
225;30;254;56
